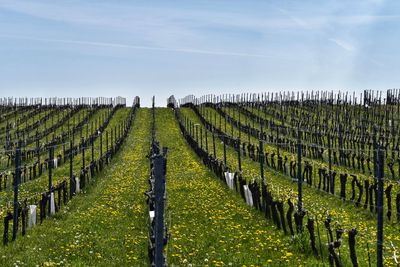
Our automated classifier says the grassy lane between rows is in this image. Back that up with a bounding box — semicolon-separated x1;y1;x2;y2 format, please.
181;107;400;266
0;108;130;214
0;108;90;173
0;108;151;267
155;108;319;266
203;106;397;219
222;105;397;181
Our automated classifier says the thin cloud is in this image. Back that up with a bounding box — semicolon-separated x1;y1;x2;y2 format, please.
329;38;355;51
276;8;312;29
0;34;271;58
2;0;397;36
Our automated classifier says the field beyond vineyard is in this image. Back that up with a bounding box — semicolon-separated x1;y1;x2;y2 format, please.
0;92;399;267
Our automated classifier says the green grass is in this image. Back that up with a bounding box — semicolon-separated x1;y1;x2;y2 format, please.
0;108;150;267
0;106;397;266
0;108;131;229
180;107;400;266
202;105;400;214
0;108;91;172
155;108;321;266
221;105;398;180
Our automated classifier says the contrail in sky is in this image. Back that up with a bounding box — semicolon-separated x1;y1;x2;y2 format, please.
0;34;271;58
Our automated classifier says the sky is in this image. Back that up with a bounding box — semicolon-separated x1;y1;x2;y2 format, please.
0;0;399;107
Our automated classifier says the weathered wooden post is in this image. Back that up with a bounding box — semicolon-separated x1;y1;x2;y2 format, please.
223;135;227;168
377;143;384;267
297;128;303;230
153;154;167;266
12;140;22;241
69;139;74;198
259;123;265;188
237;137;242;172
48;140;54;214
212;130;216;159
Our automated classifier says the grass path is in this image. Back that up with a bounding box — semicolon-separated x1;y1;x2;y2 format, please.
0;108;131;218
181;107;400;266
155;108;318;266
0;108;151;267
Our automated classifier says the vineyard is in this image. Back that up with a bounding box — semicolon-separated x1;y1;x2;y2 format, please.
0;91;399;266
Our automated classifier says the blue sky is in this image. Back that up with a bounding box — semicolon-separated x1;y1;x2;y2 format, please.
0;0;399;106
